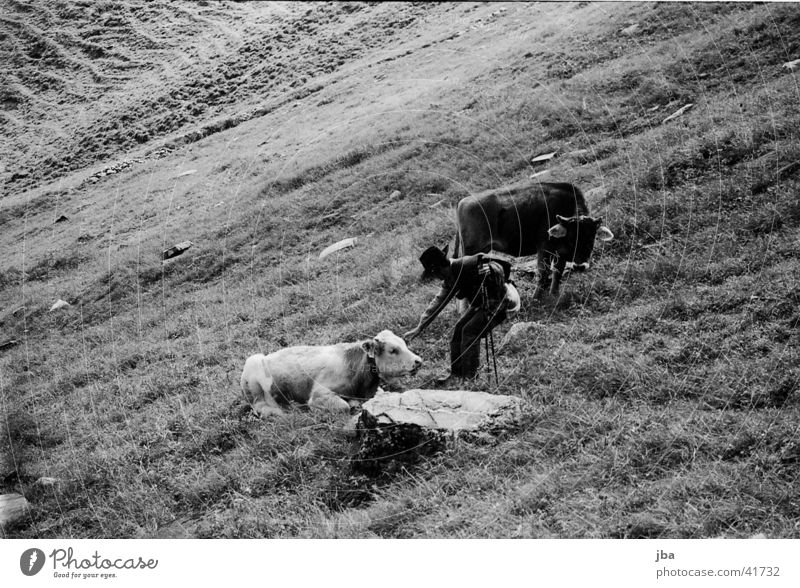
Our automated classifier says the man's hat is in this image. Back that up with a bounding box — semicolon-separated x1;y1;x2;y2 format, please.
419;245;448;278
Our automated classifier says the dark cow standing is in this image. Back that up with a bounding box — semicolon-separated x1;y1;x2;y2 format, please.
453;181;613;298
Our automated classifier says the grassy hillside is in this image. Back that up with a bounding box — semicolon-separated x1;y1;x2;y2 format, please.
2;1;799;538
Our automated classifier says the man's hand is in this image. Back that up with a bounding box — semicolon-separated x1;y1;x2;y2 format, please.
403;327;420;342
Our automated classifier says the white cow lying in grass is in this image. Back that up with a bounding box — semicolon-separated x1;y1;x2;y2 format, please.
240;330;422;418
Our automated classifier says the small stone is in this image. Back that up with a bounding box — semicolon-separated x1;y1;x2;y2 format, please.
319;237;357;260
531;151;558;164
782;59;800;72
662;103;694;124
49;299;70;312
621;23;639;36
0;339;20;351
162;241;193;261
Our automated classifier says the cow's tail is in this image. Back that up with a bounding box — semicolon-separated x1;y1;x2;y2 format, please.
450;230;462;259
450;203;462;259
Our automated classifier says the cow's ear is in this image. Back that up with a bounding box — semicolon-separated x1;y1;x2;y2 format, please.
548;223;567;239
596;225;614;242
363;337;385;358
362;340;376;358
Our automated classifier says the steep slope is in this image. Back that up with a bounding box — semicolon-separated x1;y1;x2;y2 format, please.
1;2;799;539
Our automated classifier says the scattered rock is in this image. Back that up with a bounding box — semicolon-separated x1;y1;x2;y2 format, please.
320;210;342;224
175;169;198;178
0;339;20;352
782;59;800;72
662;103;694;124
49;299;70;312
500;321;540;353
162;241;193;261
529;169;550;179
621;23;640;36
354;389;521;473
54;215;68;224
387;190;402;201
530;151;558;164
33;477;61;487
319;237;357;260
0;493;29;528
429;199;446;208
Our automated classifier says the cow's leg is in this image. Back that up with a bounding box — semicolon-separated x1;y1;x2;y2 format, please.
308;384;350;413
252;397;285;418
549;257;568;298
241;369;285;418
533;250;551;300
240;358;283;418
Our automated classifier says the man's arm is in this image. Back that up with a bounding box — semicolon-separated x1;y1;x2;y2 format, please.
404;282;457;341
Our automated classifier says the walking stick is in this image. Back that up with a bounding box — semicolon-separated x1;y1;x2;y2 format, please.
480;282;499;387
488;320;499;387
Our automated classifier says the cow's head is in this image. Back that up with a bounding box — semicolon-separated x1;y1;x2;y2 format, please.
362;329;423;379
547;215;614;270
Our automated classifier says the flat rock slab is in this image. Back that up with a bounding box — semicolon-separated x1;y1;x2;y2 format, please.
0;493;30;528
354;389;521;474
360;389;520;431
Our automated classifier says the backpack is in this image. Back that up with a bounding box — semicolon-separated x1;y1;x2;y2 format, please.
478;254;519;316
477;254;511;300
479;253;513;282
